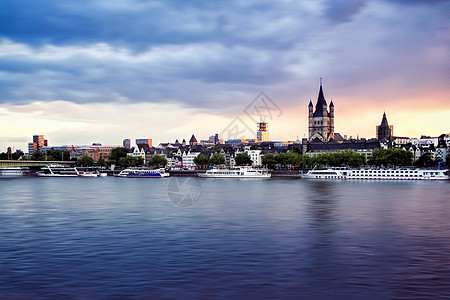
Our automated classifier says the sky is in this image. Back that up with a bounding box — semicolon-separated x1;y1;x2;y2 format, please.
0;0;449;151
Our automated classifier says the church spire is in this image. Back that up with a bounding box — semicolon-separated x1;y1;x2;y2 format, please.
380;112;389;127
314;79;327;117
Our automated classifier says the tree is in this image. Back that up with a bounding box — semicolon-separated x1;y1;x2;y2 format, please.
292;145;302;155
414;152;435;167
262;153;277;169
118;156;144;168
368;148;412;167
210;153;225;165
276;152;299;168
108;147;130;165
97;157;106;167
148;154;167;168
235;153;253;166
77;155;94;167
194;154;210;168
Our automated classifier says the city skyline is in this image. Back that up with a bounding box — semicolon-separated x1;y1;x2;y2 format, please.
1;0;449;151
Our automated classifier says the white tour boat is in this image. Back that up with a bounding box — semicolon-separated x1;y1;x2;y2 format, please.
198;166;271;178
0;167;32;178
302;167;448;180
116;167;170;178
37;164;99;177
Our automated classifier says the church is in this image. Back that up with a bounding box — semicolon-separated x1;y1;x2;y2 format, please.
308;80;335;142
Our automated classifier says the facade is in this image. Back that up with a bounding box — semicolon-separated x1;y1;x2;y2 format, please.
257;122;269;142
247;149;262;166
128;146;146;161
182;150;201;167
32;135;45;151
123;139;131;149
68;145;119;162
136;139;152;148
28;142;37;155
376;113;393;140
305;140;381;161
308;81;334;142
189;135;198;146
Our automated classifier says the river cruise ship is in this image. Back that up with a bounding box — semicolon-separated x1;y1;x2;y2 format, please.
302;168;448;180
198;166;271;178
37;164;99;177
0;167;32;178
116;168;170;178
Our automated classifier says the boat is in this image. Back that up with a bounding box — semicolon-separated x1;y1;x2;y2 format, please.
116;167;170;178
301;167;448;180
198;166;271;178
37;164;99;177
0;167;32;178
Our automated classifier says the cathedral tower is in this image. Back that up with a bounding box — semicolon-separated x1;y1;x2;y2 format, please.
376;112;393;141
308;79;335;142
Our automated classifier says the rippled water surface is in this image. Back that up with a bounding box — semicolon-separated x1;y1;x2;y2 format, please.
0;177;449;299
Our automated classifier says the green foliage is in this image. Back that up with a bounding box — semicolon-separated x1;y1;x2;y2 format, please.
262;153;277;169
31;150;70;161
97;157;106;167
108;147;130;165
368;148;412;167
276;152;299;167
0;150;25;160
311;150;366;168
194;154;210;168
234;152;253;166
148;154;167;168
414;152;436;167
292;145;302;155
77;155;95;167
210;153;226;165
118;156;145;168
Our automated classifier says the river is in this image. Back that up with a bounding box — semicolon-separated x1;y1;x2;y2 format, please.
0;177;449;299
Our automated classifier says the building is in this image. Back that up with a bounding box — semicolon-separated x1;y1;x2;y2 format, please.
246;149;262;166
305;140;381;161
68;144;120;162
209;134;220;145
182;149;201;167
257;121;269;142
123;139;131;149
308;80;334;142
376;113;393;140
136;139;152;148
28;142;37;155
189;134;198;146
32;135;45;151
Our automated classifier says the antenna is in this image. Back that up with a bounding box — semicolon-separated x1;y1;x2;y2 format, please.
320;77;323;86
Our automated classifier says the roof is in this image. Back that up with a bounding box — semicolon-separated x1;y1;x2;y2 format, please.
307;140;381;152
380;112;389;127
313;84;328;117
189;135;197;143
334;133;345;141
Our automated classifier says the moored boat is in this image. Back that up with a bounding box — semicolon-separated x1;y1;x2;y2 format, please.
301;167;448;180
198;166;271;178
37;164;99;177
0;167;32;178
116;167;170;178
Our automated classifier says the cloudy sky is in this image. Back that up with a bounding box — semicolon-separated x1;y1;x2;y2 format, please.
0;0;449;151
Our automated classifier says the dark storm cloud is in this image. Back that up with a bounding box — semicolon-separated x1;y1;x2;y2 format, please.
0;0;448;109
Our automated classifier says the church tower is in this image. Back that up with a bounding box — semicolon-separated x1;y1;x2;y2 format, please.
376;112;393;141
308;79;335;142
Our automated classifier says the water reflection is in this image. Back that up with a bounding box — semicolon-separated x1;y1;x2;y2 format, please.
0;178;449;299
